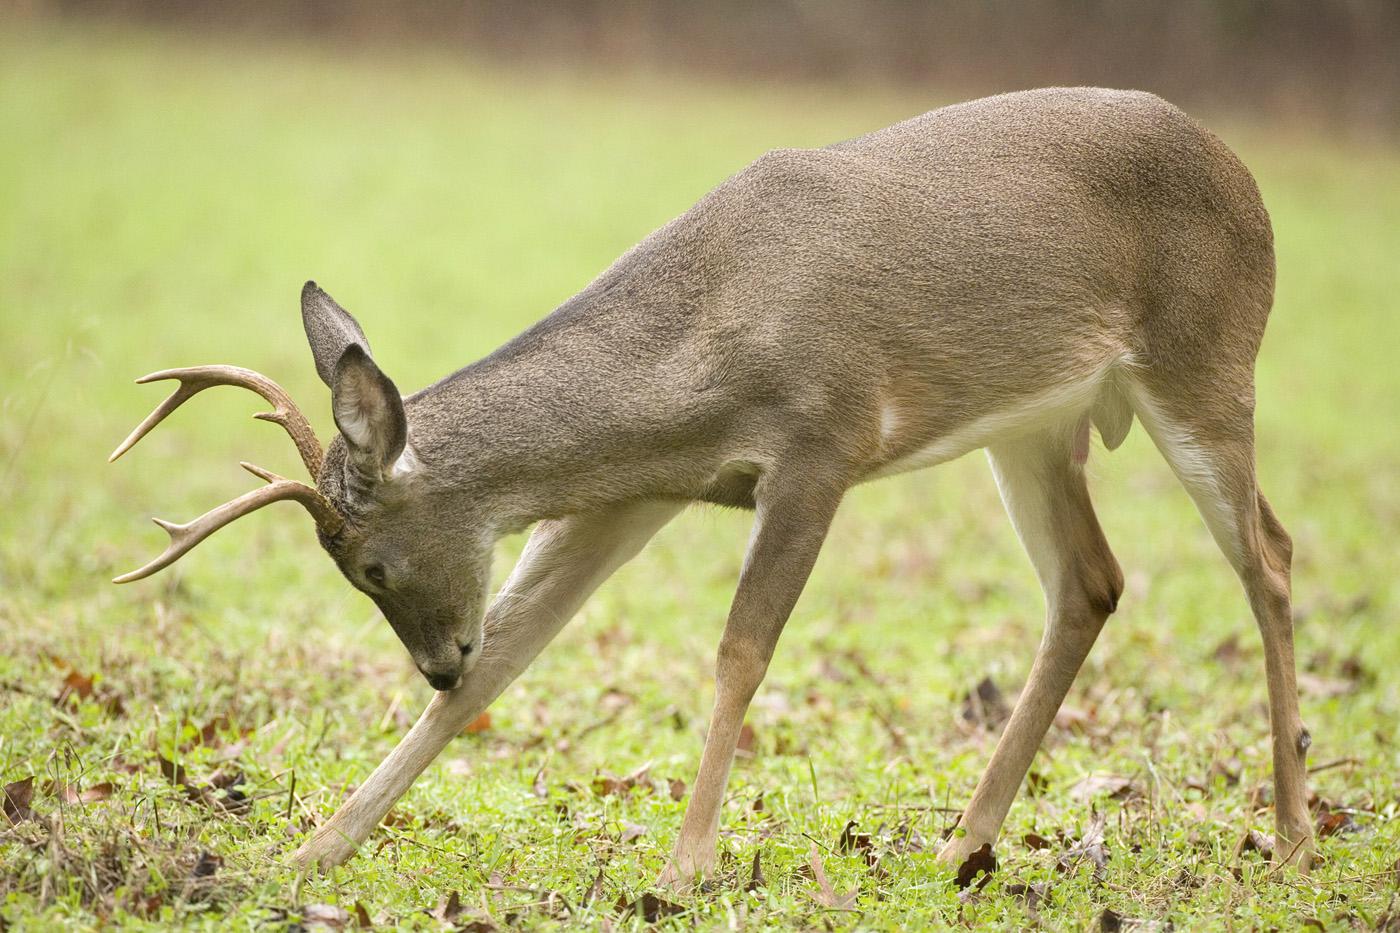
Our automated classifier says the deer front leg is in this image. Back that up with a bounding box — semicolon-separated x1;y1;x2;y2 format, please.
659;476;844;891
292;500;682;872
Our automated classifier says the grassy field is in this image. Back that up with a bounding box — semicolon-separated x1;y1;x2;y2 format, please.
2;21;1399;931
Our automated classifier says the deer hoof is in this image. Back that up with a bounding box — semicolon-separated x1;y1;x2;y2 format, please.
657;851;715;893
1274;832;1315;874
290;830;359;873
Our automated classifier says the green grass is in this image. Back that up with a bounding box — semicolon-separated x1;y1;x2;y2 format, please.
3;21;1399;931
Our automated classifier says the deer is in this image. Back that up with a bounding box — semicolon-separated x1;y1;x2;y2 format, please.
110;87;1313;887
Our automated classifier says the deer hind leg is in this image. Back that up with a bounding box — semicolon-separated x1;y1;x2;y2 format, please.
1130;383;1313;869
937;423;1123;869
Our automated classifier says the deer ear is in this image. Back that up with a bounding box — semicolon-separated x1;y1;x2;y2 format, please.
302;281;372;388
331;344;408;482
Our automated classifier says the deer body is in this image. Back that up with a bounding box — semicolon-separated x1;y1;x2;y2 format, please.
113;88;1312;885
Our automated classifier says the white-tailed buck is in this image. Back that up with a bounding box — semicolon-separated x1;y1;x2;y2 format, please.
112;88;1313;884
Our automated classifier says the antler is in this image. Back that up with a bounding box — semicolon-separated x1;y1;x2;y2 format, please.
110;365;346;584
109;365;325;478
112;462;344;584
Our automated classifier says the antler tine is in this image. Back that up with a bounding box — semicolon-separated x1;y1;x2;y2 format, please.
108;365;324;478
112;462;344;584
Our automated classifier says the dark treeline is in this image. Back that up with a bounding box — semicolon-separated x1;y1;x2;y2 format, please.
19;0;1400;132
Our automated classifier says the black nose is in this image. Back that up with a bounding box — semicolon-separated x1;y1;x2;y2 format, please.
459;642;473;656
423;670;461;691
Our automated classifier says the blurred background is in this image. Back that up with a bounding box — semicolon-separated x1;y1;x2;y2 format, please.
11;0;1400;131
1;2;1397;927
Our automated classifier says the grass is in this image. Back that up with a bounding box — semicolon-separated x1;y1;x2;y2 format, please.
2;20;1399;931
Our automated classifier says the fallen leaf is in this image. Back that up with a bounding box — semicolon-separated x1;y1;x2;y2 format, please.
353;901;373;928
1236;829;1274;858
1058;813;1110;882
736;723;758;754
600;688;634;712
302;903;350;928
954;843;997;890
131;893;164;918
960;677;1010;729
57;669;95;703
1070;773;1141;802
748;850;766;891
191;851;222;879
668;778;686;801
1098;908;1169;931
585;869;606;905
620;822;648;843
43;780;115;805
1297;672;1356;699
592;763;652;797
1208;757;1242;786
1023;832;1054;851
807;845;858;908
1212;633;1245;666
1005;880;1051;914
158;756;190;789
1317;810;1362;838
463;712;492;734
837;820;873;856
432;891;464;923
3;777;35;824
615;892;685;922
1053;705;1093;732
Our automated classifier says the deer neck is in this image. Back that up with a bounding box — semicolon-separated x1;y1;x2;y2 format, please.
404;285;716;530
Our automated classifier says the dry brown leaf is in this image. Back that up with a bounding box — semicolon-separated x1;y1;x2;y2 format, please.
1236;828;1274;858
43;780;115;805
668;778;687;801
1053;705;1093;733
748;850;766;891
302;903;351;928
191;851;222;879
1098;908;1169;931
1069;773;1141;802
736;723;758;754
837;820;874;863
960;677;1010;729
463;712;492;734
1005;880;1051;914
1297;672;1356;699
1317;810;1361;838
3;777;35;824
807;844;858;909
584;869;606;905
432;891;464;923
1058;812;1110;882
615;892;685;923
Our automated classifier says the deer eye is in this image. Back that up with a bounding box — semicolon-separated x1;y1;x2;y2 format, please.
364;564;387;588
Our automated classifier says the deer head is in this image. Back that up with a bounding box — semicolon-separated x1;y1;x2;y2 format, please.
111;282;486;691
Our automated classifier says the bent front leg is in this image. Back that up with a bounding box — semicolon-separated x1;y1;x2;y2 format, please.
292;500;682;871
660;475;844;890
